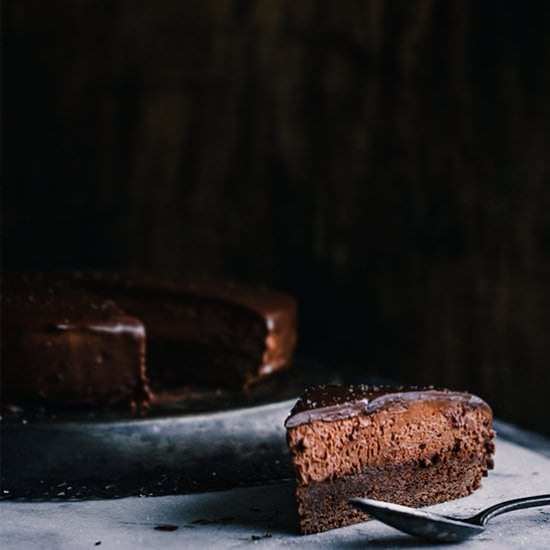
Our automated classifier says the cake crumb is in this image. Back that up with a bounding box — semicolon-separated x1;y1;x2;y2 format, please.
154;524;179;532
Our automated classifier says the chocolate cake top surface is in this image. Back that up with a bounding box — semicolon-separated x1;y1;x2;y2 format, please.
2;275;144;336
2;271;296;332
285;384;490;428
73;271;297;323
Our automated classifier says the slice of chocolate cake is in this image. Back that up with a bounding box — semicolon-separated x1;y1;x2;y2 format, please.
285;385;495;534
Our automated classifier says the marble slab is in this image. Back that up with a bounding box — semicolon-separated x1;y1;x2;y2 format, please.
1;436;549;549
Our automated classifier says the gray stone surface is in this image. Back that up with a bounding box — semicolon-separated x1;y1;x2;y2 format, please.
1;436;550;549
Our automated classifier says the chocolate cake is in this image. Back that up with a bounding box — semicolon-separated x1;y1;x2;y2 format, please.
1;273;297;409
285;385;495;534
1;279;149;408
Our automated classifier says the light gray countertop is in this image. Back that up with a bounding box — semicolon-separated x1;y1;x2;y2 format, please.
2;420;550;549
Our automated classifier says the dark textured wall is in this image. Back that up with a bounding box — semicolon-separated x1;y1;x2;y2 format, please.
3;1;550;433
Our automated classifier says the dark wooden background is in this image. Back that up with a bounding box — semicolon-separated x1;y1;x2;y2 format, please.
3;1;550;434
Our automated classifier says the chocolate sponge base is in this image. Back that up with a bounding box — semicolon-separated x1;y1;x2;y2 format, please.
296;453;491;535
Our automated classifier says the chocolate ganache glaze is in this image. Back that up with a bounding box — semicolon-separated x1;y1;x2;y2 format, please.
285;384;489;428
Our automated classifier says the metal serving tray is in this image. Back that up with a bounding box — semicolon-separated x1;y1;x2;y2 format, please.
1;359;344;500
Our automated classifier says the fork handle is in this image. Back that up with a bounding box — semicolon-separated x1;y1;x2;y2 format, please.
474;494;550;525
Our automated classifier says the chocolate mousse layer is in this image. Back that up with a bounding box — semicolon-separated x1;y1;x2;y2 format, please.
285;385;495;534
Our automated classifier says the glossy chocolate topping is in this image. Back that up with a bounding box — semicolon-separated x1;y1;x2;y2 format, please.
3;276;143;337
285;384;489;428
73;271;297;321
